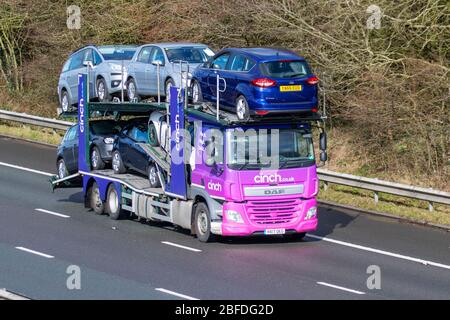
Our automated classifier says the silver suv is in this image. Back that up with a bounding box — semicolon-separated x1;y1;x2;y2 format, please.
126;43;214;102
57;45;137;114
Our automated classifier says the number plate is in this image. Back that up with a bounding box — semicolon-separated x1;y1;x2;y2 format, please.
280;85;302;92
264;228;286;235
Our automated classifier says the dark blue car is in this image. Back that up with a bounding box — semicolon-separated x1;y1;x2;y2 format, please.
190;48;319;120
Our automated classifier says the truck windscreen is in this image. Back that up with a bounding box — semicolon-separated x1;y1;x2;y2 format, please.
226;128;315;170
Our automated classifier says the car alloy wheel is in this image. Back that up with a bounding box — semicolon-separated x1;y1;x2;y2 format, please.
236;97;247;120
97;81;105;101
92;149;99;168
112;152;120;172
61;93;69;112
192;82;200;103
128;81;136;100
166;81;172;102
149;166;158;186
58;160;67;179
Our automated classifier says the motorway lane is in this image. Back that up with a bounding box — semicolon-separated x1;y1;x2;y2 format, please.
0;136;449;299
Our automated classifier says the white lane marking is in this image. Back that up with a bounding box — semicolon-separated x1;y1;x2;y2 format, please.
307;234;450;271
0;161;53;177
35;208;70;218
15;247;54;259
155;288;199;300
317;282;365;295
161;241;202;253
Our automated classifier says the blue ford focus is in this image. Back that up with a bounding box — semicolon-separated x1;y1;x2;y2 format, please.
190;47;319;120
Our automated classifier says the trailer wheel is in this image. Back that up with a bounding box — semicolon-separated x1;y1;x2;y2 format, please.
147;164;161;188
91;146;105;170
89;182;104;215
105;184;123;220
112;150;126;174
194;202;215;243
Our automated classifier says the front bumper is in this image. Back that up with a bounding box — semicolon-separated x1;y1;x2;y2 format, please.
213;198;318;237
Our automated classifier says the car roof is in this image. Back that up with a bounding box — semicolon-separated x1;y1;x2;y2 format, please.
71;44;137;56
221;47;304;62
138;42;209;49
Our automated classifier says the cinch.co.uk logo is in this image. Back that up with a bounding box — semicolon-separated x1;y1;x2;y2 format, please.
254;173;294;184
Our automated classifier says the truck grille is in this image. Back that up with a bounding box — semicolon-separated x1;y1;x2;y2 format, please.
247;198;301;225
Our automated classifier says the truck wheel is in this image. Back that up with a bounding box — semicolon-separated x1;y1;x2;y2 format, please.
112;150;126;174
105;184;124;220
57;159;68;179
91;146;105;170
89;182;104;215
96;78;110;102
194;202;215;243
148;164;161;188
148;123;159;146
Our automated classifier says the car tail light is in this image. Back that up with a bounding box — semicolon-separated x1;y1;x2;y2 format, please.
312;107;318;113
255;110;269;115
251;78;277;88
306;76;319;85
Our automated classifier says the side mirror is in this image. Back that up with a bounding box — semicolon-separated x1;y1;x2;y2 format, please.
320;132;327;151
152;60;164;67
205;157;216;167
83;61;94;68
320;151;327;163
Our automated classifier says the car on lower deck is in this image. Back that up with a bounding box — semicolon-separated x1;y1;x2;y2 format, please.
190;47;319;121
56;120;122;179
111;117;164;188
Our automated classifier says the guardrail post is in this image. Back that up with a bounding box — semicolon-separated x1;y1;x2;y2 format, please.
374;192;379;204
428;202;433;212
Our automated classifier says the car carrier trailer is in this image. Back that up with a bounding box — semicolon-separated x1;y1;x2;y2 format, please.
52;71;327;242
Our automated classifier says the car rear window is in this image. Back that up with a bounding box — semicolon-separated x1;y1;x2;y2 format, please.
259;60;310;78
98;46;136;60
91;121;119;135
165;47;212;64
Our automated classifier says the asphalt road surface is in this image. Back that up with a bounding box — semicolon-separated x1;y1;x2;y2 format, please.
0;136;449;300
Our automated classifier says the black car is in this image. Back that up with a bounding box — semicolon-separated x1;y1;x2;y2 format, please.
111;117;162;188
56;120;121;179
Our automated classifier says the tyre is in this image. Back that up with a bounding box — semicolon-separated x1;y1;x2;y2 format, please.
112;150;126;174
165;78;175;102
127;78;140;102
147;164;161;188
193;202;215;243
105;184;124;220
89;182;104;215
91;146;105;170
57;158;68;179
96;78;110;102
148;123;159;146
236;95;250;121
60;90;70;113
191;80;203;103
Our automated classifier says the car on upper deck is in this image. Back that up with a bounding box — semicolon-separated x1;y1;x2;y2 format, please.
190;47;319;121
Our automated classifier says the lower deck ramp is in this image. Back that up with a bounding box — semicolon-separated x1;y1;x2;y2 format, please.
137;144;171;175
91;170;163;195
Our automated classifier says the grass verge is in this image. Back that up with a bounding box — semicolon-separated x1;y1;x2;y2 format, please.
0;122;63;146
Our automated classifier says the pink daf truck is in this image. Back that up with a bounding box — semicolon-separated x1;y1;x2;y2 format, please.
52;75;327;243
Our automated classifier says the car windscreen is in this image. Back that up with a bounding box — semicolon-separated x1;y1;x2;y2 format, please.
98;46;136;61
91;121;120;135
259;60;310;78
164;47;214;64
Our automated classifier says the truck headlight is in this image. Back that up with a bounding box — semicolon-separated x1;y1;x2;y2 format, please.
305;206;317;220
103;137;115;144
225;210;244;224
